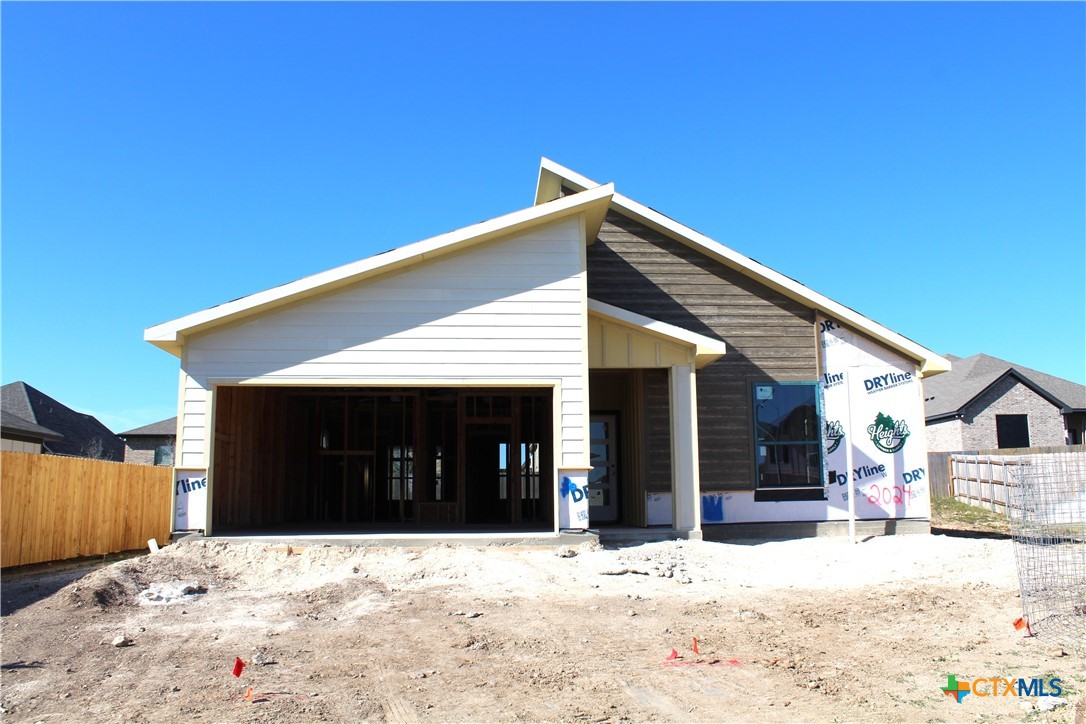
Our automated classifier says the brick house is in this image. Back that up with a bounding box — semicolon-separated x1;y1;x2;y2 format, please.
923;353;1086;451
118;417;177;466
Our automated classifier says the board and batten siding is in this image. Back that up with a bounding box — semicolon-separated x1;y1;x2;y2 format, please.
177;218;589;471
586;211;818;490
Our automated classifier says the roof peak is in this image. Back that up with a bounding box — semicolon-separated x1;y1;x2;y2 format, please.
534;158;950;377
924;351;1085;418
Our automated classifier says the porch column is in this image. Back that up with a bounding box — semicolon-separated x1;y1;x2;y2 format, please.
669;365;702;539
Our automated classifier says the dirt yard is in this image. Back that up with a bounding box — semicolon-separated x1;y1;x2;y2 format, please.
2;533;1084;723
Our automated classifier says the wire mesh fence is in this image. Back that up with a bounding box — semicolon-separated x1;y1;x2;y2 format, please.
1008;452;1086;656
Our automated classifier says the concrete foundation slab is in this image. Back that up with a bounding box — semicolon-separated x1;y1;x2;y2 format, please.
702;518;931;541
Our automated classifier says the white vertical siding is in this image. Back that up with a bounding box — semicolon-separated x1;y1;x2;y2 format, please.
178;218;588;469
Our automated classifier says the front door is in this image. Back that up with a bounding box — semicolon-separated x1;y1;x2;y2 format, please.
588;415;619;523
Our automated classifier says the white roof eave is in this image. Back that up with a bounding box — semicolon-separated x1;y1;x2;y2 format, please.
145;183;615;357
537;158;951;378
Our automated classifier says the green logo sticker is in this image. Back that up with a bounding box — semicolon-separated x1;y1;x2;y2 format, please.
824;420;844;454
867;413;910;453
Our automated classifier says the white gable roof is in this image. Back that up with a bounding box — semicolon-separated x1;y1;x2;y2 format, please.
536;158;950;377
146;183;614;357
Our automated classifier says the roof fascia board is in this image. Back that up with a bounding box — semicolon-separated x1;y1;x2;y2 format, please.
536;158;950;378
954;369;1068;416
1;415;64;440
587;298;727;368
924;412;960;423
146;184;615;356
1011;370;1082;410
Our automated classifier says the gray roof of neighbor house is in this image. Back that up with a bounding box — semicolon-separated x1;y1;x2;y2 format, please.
924;353;1086;422
119;417;177;438
0;381;125;460
1;409;63;442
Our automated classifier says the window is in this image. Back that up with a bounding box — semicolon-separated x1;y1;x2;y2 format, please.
752;382;823;494
996;414;1030;449
153;443;174;467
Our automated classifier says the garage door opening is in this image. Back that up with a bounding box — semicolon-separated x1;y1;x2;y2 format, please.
211;387;553;533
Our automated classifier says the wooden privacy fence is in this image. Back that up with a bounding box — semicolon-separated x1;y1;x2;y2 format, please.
927;452;953;498
947;446;1086;516
1;452;172;568
950;453;1020;514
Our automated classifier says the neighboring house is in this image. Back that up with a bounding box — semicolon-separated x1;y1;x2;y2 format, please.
0;381;124;461
146;159;949;538
924;353;1086;452
1;410;63;453
118;417;177;466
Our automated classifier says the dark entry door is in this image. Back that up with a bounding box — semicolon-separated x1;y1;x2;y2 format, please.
588;414;619;523
464;424;512;524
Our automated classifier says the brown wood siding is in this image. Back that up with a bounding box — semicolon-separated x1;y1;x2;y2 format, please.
587;212;818;490
213;387;296;527
642;368;672;492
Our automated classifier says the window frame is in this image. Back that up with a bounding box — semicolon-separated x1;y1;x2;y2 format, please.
153;443;175;467
750;380;826;500
995;414;1030;449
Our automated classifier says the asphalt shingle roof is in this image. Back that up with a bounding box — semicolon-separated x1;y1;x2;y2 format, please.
1;409;63;441
0;381;124;460
924;354;1086;421
119;417;177;437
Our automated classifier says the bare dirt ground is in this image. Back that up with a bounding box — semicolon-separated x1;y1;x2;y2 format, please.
2;533;1085;723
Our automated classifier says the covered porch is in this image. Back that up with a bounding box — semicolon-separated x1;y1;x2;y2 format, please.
585;300;727;538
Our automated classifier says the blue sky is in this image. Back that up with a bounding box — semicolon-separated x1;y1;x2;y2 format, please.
3;2;1083;433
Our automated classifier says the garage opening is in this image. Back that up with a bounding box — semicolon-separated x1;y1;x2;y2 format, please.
211;387;553;533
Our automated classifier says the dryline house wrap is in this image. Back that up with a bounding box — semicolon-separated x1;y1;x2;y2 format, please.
174;469;208;531
818;316;930;540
